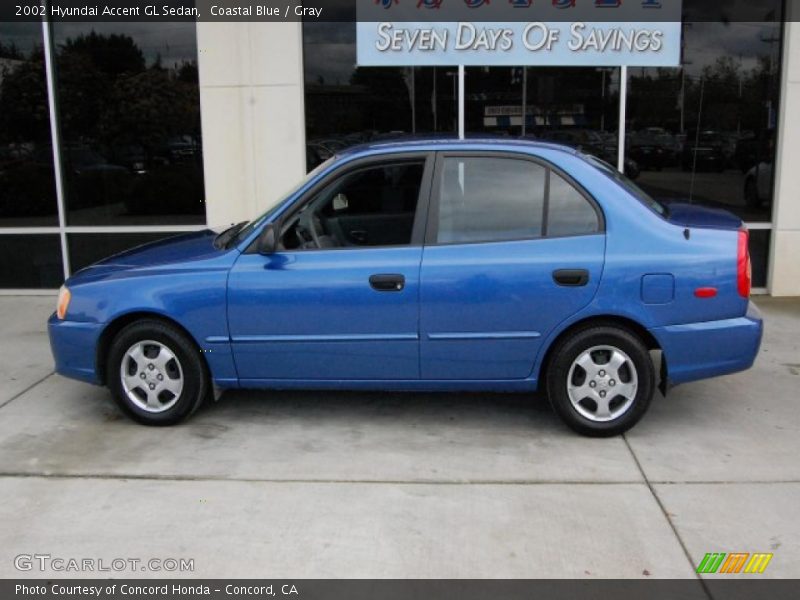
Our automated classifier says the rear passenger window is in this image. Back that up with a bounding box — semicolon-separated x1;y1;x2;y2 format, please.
548;172;600;237
437;157;546;244
435;156;600;244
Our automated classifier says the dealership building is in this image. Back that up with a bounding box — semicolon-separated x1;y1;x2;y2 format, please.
1;0;799;295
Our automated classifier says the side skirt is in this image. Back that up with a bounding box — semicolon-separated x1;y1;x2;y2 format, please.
224;378;541;393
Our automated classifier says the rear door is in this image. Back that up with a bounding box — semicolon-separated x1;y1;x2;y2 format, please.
419;152;606;380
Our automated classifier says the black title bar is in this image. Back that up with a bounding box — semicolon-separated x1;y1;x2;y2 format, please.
0;0;789;23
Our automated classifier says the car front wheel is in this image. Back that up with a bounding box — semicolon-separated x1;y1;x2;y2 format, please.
108;319;209;425
546;325;655;437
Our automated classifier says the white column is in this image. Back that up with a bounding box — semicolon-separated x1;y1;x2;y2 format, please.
617;66;627;173
769;18;800;296
196;22;307;227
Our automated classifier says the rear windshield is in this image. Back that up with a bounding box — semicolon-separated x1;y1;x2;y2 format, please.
583;154;668;218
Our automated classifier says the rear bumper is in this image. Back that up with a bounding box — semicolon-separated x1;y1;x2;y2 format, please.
650;302;763;387
48;313;104;385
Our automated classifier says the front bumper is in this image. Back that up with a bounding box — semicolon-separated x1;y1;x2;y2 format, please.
48;313;104;385
650;302;764;387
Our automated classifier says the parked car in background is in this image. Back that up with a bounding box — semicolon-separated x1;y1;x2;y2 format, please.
681;131;727;172
627;131;670;171
49;139;762;437
540;129;640;179
53;145;131;210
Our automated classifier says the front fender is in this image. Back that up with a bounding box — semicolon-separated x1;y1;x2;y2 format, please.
65;257;239;386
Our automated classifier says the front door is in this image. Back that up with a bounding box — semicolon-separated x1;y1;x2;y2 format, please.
228;154;432;382
420;153;606;380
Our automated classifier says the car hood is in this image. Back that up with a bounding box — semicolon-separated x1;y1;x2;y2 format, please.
664;202;743;230
76;230;223;275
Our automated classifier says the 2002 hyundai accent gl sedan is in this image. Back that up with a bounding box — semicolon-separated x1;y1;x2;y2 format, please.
48;139;763;436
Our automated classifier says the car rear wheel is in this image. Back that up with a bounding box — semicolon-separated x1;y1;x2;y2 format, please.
108;319;209;425
546;325;655;437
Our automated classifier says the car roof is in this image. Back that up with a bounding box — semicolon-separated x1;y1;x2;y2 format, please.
336;137;581;159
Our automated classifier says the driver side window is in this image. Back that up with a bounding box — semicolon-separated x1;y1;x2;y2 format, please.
281;161;425;250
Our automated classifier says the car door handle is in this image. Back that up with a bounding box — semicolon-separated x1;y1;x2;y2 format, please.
553;269;590;287
369;274;405;292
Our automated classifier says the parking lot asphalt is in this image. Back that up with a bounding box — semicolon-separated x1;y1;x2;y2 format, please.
0;296;798;580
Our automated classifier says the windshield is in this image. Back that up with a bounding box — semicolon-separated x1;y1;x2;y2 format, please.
226;155;337;247
583;154;668;218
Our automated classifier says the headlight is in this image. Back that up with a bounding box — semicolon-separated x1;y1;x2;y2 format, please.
56;285;71;320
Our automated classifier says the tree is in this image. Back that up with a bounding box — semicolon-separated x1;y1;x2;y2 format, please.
100;66;200;155
0;47;50;143
0;41;23;60
61;31;145;78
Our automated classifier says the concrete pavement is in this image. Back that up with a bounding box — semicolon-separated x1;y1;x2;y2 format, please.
0;296;798;580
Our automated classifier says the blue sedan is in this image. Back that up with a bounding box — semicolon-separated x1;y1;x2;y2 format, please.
48;139;763;436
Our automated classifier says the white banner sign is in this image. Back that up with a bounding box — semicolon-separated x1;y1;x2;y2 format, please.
356;1;682;67
358;20;681;67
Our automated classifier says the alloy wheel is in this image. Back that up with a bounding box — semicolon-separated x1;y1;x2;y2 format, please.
120;340;184;413
566;345;638;423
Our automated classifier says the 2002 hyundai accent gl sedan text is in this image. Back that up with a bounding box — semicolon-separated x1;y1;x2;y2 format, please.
48;139;763;436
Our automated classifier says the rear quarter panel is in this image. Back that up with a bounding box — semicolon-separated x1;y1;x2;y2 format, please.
527;149;747;382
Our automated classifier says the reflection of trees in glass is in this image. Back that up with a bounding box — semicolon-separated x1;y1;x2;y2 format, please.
63;32;145;78
0;44;58;220
306;67;413;139
51;30;204;218
0;47;50;144
0;41;23;60
350;68;411;133
55;32;200;160
629;55;779;135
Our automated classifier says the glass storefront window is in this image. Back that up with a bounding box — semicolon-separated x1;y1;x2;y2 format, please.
465;66;630;175
628;19;783;225
0;235;62;289
52;23;205;226
303;21;456;171
67;232;189;272
0;24;58;227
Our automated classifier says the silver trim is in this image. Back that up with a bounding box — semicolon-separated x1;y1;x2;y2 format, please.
41;14;69;280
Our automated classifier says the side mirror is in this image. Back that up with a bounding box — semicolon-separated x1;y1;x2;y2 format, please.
257;223;278;255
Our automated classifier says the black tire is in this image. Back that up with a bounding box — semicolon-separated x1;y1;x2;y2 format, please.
546;324;655;437
107;319;209;425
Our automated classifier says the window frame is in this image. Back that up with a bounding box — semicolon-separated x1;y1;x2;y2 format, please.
424;151;606;247
245;151;436;254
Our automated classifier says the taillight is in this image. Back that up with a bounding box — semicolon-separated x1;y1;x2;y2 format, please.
737;229;751;298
